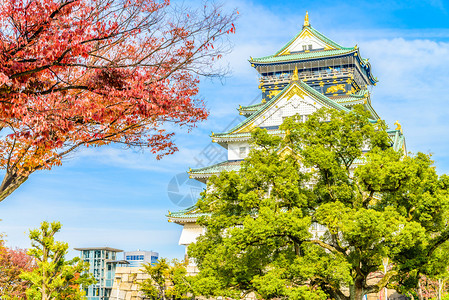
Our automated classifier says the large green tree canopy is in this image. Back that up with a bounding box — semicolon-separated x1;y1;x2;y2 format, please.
188;106;449;300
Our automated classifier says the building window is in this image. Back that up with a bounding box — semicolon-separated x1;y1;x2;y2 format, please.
302;45;307;51
308;44;312;50
239;147;246;158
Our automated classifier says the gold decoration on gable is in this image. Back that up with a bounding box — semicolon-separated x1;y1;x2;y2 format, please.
285;85;305;101
299;30;313;39
279;147;299;160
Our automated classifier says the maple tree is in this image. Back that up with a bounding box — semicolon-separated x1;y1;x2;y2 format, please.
0;0;237;202
0;237;35;298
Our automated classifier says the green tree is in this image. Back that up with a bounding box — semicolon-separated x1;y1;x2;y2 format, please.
20;221;95;300
139;258;194;300
188;106;449;300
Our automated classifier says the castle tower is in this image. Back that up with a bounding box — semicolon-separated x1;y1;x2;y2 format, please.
167;13;406;261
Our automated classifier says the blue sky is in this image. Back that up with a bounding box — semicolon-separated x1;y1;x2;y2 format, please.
1;0;449;260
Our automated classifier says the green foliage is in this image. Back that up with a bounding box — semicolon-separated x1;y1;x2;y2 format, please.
188;106;449;300
139;258;193;300
20;221;95;300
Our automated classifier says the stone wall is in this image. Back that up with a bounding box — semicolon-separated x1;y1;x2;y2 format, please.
109;266;402;300
110;267;150;300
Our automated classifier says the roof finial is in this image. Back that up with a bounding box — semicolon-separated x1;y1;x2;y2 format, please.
394;120;402;132
292;66;299;81
304;11;310;27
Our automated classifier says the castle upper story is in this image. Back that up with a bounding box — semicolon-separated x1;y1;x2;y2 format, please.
251;12;377;102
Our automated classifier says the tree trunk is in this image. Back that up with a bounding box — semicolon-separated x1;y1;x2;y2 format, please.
350;278;365;300
417;281;424;300
438;278;443;300
0;172;28;202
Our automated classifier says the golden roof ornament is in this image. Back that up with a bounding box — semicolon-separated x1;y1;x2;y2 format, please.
292;66;299;81
304;11;310;27
394;120;402;132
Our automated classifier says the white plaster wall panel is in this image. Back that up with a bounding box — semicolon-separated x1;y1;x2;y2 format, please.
228;142;250;161
286;35;327;53
179;223;205;245
256;93;322;128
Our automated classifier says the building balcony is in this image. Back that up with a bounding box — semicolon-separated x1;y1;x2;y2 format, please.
260;67;354;85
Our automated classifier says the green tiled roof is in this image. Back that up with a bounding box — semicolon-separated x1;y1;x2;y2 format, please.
215;80;350;136
308;26;348;50
252;49;355;64
239;102;265;112
190;160;242;175
250;25;377;84
273;26;351;57
252;25;355;64
167;205;207;221
214;129;284;140
387;129;406;152
332;89;368;104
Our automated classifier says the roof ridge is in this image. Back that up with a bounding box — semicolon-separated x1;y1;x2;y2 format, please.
272;25;349;57
308;26;347;50
251;48;356;64
241;102;265;109
190;160;228;172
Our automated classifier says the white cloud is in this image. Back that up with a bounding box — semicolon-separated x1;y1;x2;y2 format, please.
357;38;449;168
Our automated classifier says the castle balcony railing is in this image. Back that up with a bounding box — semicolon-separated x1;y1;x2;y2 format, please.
260;67;354;85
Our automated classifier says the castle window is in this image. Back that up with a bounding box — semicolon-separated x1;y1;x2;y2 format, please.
239;147;247;158
308;44;312;50
302;45;307;51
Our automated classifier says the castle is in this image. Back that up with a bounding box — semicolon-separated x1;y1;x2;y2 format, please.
167;13;406;269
